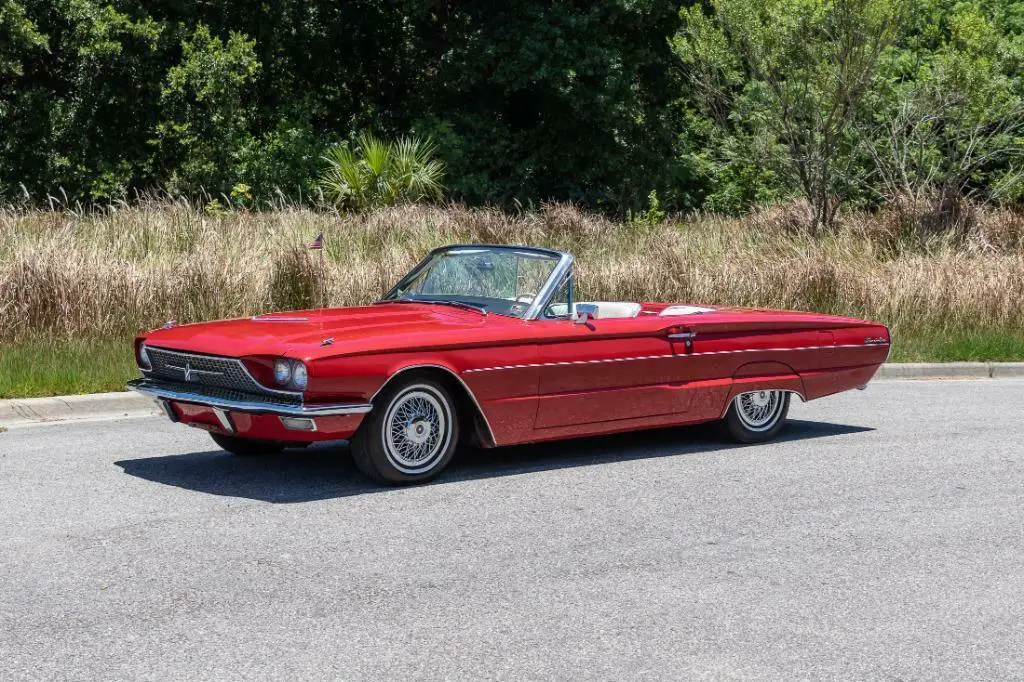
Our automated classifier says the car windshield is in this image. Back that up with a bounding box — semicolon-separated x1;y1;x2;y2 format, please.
380;246;563;318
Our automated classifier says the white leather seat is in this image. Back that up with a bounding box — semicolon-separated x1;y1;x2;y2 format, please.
659;305;715;316
545;301;642;319
587;301;642;319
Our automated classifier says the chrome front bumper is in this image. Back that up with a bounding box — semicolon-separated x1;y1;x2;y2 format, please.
127;379;373;417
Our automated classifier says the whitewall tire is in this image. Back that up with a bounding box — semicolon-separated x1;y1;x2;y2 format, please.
723;390;790;443
351;377;459;484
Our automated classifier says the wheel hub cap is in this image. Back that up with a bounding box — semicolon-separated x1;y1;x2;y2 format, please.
382;387;451;473
405;419;432;445
735;390;785;432
750;391;770;407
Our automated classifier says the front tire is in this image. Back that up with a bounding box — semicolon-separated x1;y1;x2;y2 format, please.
723;390;790;443
351;377;459;485
210;432;286;456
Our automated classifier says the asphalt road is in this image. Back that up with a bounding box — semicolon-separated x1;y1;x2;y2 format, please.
1;380;1022;681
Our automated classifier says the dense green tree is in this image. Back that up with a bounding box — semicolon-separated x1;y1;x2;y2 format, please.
1;0;1021;214
1;1;686;210
1;1;166;201
0;1;47;77
673;0;1024;223
675;0;905;231
413;1;686;210
864;0;1024;207
154;25;260;194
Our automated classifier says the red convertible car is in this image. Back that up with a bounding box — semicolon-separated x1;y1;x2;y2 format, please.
129;244;890;484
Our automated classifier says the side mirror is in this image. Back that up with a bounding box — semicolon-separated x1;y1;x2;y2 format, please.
574;303;599;324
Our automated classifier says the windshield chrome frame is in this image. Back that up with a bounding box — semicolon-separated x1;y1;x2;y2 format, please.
380;244;573;321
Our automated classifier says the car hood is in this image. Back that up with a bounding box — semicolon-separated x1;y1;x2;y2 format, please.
139;304;494;360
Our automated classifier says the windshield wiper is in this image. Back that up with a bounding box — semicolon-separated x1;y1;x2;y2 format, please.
376;298;488;315
430;300;488;315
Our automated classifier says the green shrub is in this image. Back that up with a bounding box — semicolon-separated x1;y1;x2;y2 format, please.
318;133;445;211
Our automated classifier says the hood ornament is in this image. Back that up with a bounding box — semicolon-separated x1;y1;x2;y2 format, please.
161;320;177;329
320;338;334;347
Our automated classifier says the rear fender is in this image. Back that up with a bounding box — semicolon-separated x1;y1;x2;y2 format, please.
721;361;806;418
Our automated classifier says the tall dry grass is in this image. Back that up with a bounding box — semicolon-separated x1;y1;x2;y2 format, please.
1;200;1023;344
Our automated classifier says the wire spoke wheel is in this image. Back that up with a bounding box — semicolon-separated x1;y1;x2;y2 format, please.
381;386;452;474
734;390;786;432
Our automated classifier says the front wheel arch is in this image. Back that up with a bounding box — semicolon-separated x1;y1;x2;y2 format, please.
351;374;461;484
370;365;495;448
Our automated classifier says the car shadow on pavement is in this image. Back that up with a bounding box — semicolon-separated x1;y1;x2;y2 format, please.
114;419;872;503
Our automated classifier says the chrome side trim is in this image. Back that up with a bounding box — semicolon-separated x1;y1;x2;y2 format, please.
143;346;302;399
369;364;497;447
128;379;372;417
251;315;309;322
462;343;889;373
464;353;677;373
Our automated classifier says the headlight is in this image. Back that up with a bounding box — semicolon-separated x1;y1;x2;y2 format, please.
273;359;292;385
138;343;152;370
291;362;308;390
272;358;308;390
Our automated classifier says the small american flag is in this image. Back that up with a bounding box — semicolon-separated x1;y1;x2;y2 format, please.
308;233;324;250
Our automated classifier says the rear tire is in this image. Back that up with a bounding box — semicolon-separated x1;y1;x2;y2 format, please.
351;377;459;485
723;390;790;443
210;432;285;456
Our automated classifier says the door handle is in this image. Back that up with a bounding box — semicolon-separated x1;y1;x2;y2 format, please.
667;329;696;352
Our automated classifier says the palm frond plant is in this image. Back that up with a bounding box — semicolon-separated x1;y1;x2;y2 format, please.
319;132;445;211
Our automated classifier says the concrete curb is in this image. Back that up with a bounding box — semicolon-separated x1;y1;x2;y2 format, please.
0;391;159;429
874;362;1024;380
2;363;1023;429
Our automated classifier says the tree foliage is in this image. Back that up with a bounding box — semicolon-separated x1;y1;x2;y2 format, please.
1;0;684;211
674;0;1024;225
676;0;906;231
864;0;1024;207
0;0;1021;220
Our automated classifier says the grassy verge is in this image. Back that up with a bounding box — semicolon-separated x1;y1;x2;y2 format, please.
1;326;1021;399
887;328;1024;363
0;339;139;399
1;201;1022;397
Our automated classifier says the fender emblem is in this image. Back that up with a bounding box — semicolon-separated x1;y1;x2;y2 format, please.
863;337;888;345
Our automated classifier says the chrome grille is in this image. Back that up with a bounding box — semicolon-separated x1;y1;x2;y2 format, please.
144;347;301;403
